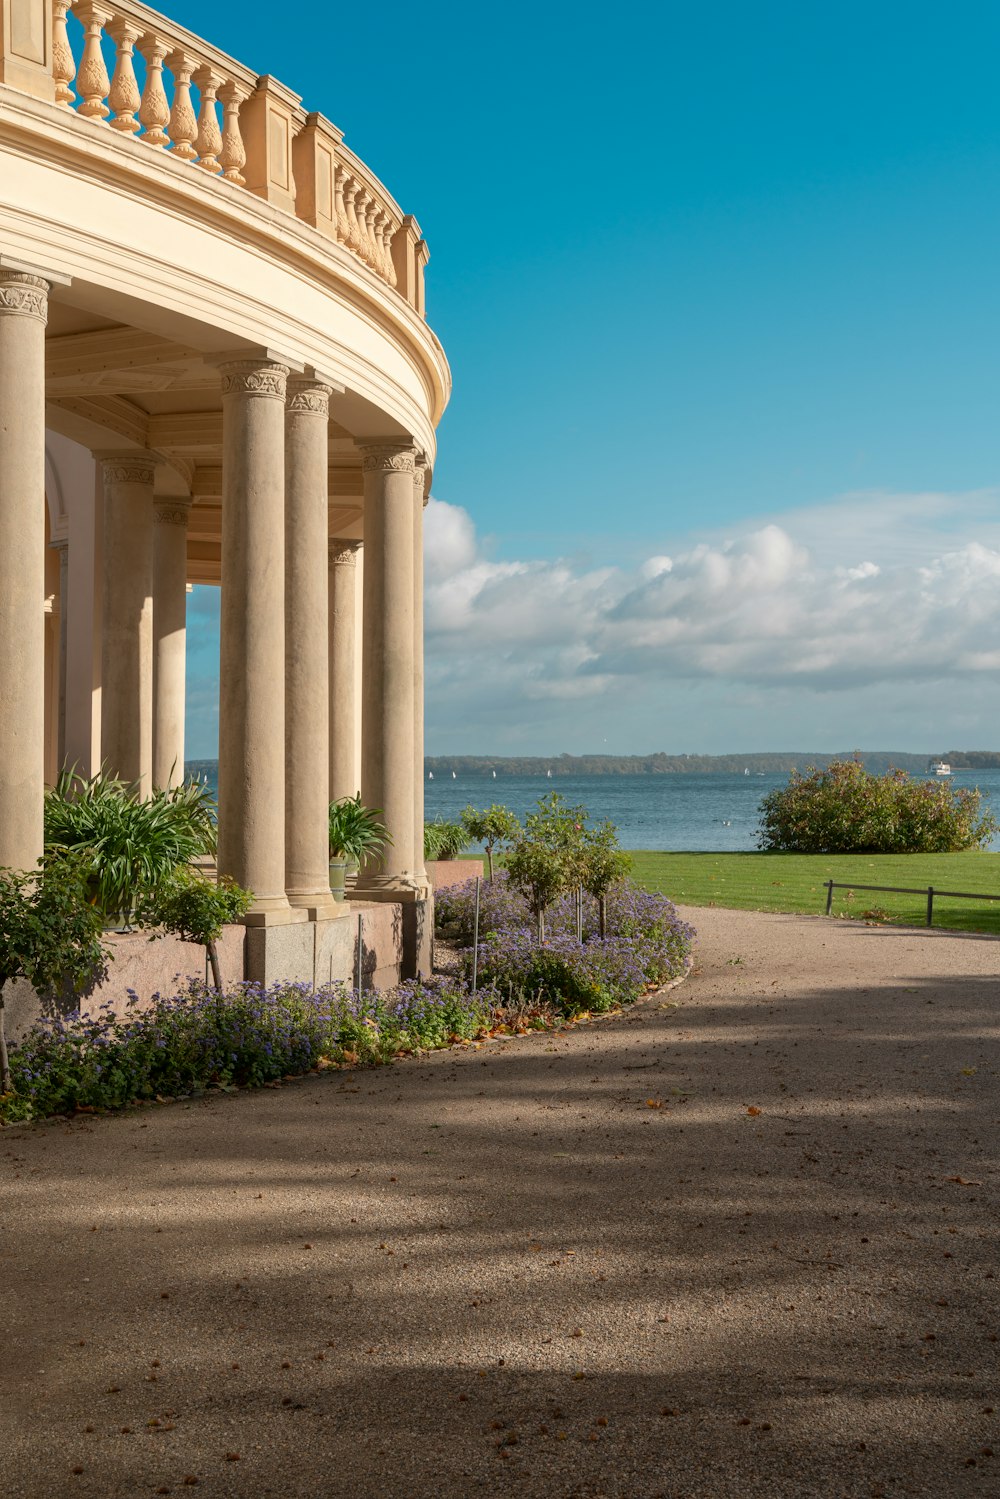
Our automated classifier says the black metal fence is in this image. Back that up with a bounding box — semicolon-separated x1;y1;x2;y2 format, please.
823;879;1000;927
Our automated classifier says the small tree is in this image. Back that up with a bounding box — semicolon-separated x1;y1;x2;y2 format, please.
0;857;107;1094
580;823;632;939
139;868;253;992
460;804;520;880
504;838;569;944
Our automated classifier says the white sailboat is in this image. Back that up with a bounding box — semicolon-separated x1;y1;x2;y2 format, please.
428;771;433;780
744;767;749;775
491;770;496;779
452;771;457;779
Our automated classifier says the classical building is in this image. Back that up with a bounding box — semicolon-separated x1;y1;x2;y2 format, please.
0;0;449;995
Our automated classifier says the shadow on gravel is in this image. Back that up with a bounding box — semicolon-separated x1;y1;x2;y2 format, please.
3;966;998;1498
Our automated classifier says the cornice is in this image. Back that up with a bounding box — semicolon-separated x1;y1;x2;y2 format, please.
0;86;450;440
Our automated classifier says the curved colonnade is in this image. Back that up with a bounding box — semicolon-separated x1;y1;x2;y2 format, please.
0;0;450;984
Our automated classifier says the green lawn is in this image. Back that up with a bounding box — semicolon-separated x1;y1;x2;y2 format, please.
630;849;1000;935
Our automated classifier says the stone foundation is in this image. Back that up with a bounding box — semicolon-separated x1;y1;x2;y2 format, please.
4;894;431;1043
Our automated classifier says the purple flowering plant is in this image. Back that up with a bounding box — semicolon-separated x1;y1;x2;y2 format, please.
437;871;694;1017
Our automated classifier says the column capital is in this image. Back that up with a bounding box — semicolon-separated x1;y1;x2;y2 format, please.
413;454;430;507
219;359;290;399
153;498;194;527
286;375;333;416
357;439;416;474
0;271;49;323
329;538;361;566
97;450;158;486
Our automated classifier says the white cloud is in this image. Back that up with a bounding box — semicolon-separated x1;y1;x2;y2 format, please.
423;491;1000;750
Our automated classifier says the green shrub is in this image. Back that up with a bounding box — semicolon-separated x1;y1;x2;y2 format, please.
44;769;217;923
138;868;253;992
757;758;998;854
0;856;107;1092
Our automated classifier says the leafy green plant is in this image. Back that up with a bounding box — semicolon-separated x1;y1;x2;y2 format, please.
757;758;998;854
423;819;467;862
0;856;107;1094
460;803;520;880
328;795;391;864
580;822;633;938
44;768;217;923
505;838;570;943
138;868;253;992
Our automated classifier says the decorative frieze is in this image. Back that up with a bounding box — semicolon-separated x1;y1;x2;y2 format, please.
359;443;416;474
329;539;361;566
219;362;289;400
153;501;193;527
0;272;48;322
286;378;332;417
101;456;157;486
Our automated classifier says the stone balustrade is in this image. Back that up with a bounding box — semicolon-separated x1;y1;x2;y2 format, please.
1;0;427;310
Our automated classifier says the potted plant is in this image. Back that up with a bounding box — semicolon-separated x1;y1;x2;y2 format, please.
328;795;391;901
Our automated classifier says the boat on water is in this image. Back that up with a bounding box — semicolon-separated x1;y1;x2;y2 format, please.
452;771;457;779
428;771;434;780
744;768;749;775
932;761;952;777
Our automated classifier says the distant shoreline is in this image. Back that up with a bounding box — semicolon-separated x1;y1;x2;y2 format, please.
419;750;999;777
184;749;1000;780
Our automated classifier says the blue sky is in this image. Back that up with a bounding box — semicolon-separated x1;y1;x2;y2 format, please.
179;0;1000;757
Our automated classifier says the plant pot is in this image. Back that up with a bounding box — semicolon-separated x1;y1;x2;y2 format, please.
329;857;348;902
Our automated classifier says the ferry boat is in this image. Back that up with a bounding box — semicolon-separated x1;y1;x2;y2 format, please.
932;761;952;777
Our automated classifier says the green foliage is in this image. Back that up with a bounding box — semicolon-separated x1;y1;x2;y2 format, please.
139;868;253;946
0;856;108;1092
460;803;520;879
423;819;467;861
328;795;391;863
505;794;631;940
757;758;999;854
44;768;217;923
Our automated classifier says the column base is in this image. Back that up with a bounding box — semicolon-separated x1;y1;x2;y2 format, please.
349;881;433;979
243;897;302;928
287;888;340;921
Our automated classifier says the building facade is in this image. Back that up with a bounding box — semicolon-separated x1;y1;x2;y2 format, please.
0;0;449;998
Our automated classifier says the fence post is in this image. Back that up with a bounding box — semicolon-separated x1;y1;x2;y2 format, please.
926;887;934;927
825;880;834;916
471;876;481;996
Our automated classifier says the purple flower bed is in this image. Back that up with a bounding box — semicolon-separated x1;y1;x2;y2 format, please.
1;974;492;1124
437;872;694;1015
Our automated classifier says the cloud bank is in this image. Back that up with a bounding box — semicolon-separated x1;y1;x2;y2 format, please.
423;490;1000;752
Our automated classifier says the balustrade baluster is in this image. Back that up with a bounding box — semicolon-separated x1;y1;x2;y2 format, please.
375;209;392;282
107;18;142;134
218;80;247;184
334;165;351;246
382;215;398;287
138;36;171;147
73;1;111;120
53;1;77;108
364;198;381;272
193;67;223;174
166;50;198;160
354;187;375;266
342;176;363;254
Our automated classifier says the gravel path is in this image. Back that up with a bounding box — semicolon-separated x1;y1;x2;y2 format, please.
2;907;998;1498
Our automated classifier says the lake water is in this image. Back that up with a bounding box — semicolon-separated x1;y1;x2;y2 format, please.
186;764;1000;852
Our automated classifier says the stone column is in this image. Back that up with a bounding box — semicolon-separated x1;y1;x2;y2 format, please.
152;497;192;788
0;270;48;870
328;539;361;801
357;441;416;888
412;457;429;890
217;359;290;920
100;453;156;794
51;534;69;769
284;375;334;914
